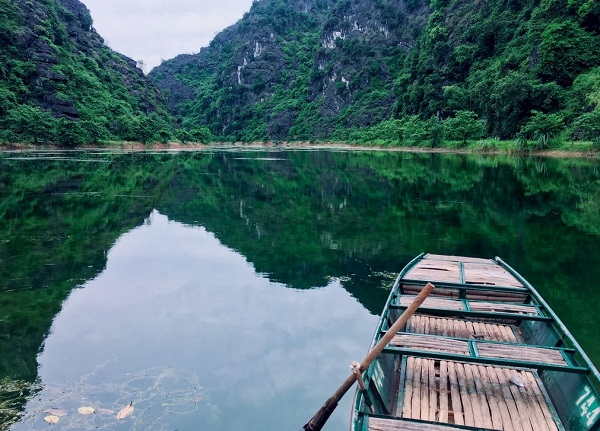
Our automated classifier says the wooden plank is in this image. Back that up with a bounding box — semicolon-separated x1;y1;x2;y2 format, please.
399;296;465;311
484;365;514;431
412;356;422;419
424;314;431;335
447;361;464;425
469;364;493;429
475;365;503;430
439;360;449;423
441;318;449;337
474;321;488;340
466;292;528;302
420;359;430;421
490;324;502;342
463;262;524;288
429;359;437;421
490;365;522;431
391;334;470;355
468;301;538;315
467;321;477;338
499;325;518;343
497;367;534;431
502;368;548;431
415;316;425;334
455;362;475;426
521;371;560;431
463;364;485;428
477;343;567;365
483;322;498;340
430;317;438;337
402;357;415;418
402;356;415;418
404;260;461;284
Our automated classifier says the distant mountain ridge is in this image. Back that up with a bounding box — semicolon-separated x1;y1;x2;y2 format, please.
150;0;600;143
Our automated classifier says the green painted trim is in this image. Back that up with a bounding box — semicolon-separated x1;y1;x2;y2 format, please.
382;347;591;373
462;299;472;311
459;261;466;285
468;339;478;357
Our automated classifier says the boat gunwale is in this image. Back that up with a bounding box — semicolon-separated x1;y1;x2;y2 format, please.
495;256;600;383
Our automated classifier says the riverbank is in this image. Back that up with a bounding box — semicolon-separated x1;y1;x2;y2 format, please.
0;140;598;159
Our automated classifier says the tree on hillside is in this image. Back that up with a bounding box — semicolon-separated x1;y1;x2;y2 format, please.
443;110;485;146
4;105;56;144
190;127;212;144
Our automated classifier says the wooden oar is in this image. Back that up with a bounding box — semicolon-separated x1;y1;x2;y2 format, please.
301;282;435;431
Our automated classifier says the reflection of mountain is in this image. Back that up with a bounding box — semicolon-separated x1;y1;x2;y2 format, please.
1;151;599;394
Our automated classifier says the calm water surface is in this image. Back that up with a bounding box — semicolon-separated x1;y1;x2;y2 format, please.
1;149;599;431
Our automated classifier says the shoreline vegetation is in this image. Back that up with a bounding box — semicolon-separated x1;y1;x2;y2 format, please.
0;140;598;159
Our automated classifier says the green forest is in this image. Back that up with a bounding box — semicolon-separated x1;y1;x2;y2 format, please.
0;0;599;149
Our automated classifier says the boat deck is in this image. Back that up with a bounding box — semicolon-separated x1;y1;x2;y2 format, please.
353;254;594;431
399;358;559;431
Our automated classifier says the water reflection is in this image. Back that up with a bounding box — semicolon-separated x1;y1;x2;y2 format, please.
1;150;599;431
13;211;376;431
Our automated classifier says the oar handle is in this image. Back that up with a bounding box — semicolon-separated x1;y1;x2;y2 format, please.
303;282;435;431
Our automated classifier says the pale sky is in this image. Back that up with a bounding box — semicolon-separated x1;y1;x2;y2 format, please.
80;0;255;72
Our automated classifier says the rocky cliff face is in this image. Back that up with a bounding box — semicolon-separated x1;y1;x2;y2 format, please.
149;0;430;140
1;0;167;121
150;0;600;142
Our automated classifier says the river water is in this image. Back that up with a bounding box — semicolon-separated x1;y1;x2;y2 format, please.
0;149;599;431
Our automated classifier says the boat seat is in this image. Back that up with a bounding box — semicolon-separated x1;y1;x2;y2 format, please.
398;295;539;315
406;315;519;343
402;255;525;288
385;332;579;372
393;295;551;322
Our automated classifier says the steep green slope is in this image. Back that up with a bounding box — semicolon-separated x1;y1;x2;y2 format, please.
150;0;599;144
0;0;174;145
150;0;430;141
397;0;600;139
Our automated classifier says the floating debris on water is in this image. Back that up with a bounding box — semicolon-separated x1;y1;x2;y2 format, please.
44;415;60;424
42;408;67;417
10;367;207;430
116;402;134;420
77;406;95;415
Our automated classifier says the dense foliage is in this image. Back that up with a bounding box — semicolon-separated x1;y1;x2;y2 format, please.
0;0;184;145
151;0;600;146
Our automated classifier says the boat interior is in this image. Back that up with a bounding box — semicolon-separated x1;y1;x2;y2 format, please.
356;254;600;431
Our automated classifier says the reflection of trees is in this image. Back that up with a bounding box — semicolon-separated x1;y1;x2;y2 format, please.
0;151;599;390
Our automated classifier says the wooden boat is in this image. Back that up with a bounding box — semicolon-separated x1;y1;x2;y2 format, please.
351;253;600;431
